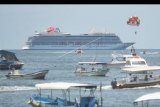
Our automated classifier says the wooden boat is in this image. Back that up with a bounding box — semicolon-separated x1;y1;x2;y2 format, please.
28;82;102;107
111;66;160;89
5;69;49;79
75;61;109;76
133;92;160;107
0;50;24;70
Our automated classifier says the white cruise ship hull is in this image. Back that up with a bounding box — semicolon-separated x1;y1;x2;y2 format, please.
22;43;134;50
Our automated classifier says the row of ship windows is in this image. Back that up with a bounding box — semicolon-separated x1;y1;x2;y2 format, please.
33;36;120;41
31;38;121;43
27;41;121;45
34;38;120;41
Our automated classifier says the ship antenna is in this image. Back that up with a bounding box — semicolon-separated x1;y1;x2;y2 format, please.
58;37;101;59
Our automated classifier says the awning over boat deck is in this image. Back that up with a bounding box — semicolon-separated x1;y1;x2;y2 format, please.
35;82;97;90
134;92;160;103
121;66;160;73
0;50;19;61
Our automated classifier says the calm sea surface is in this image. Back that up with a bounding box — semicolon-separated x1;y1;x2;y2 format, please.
0;49;160;107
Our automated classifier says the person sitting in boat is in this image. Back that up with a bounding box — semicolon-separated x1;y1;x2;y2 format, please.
144;75;148;81
92;67;95;71
111;78;117;89
81;67;85;71
133;76;138;82
149;75;154;80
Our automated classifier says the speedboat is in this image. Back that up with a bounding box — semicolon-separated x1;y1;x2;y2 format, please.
110;55;160;89
106;53;142;69
111;65;160;89
5;69;49;79
0;50;24;70
107;46;142;69
75;61;109;76
28;82;103;107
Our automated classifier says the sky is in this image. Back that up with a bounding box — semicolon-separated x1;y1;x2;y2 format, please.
0;4;160;49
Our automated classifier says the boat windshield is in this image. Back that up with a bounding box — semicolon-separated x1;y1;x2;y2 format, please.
132;61;146;65
115;57;126;61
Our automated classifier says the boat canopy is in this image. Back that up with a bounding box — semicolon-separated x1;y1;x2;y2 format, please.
122;66;160;73
35;82;97;90
134;92;160;103
0;50;19;61
78;62;107;65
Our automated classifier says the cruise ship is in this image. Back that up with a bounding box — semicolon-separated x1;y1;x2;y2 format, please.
22;27;135;50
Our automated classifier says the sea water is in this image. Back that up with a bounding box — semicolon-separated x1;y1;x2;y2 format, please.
0;49;160;107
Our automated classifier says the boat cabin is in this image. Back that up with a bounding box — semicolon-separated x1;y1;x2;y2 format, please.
124;57;148;68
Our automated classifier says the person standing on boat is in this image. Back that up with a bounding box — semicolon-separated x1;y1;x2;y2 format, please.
144;75;148;81
131;46;136;56
11;67;15;74
8;67;15;75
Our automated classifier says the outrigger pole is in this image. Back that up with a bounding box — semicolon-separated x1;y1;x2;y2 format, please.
58;37;102;59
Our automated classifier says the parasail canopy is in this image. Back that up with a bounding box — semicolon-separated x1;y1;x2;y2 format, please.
127;16;140;26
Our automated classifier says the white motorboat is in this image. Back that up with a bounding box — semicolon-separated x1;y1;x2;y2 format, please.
107;46;142;69
122;57;148;69
111;65;160;89
106;54;137;68
110;54;160;89
75;61;109;76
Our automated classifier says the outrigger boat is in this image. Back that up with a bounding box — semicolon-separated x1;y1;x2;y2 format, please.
28;82;103;107
6;69;49;79
75;61;109;76
111;66;160;89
